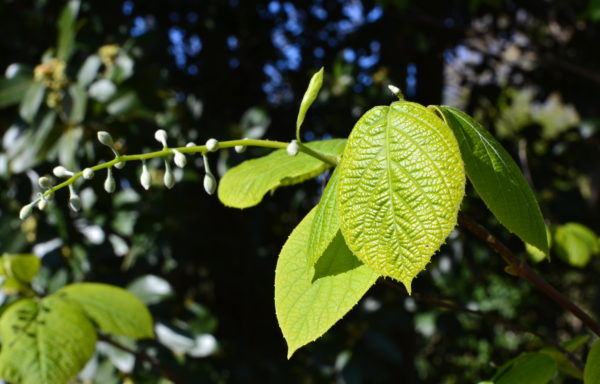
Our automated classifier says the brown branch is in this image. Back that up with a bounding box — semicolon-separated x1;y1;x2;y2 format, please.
98;334;191;384
457;212;600;337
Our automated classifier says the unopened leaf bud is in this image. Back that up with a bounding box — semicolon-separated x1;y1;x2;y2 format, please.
38;176;53;189
287;140;299;156
163;161;175;189
140;162;151;190
205;138;219;152
53;166;74;178
19;204;33;220
97;131;115;147
83;168;95;180
203;173;217;195
173;150;187;168
104;168;116;193
154;129;168;148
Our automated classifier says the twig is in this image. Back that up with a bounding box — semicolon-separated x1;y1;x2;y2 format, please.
457;212;600;337
98;334;191;384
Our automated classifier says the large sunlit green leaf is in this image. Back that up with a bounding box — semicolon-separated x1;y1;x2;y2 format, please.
439;106;548;255
585;340;600;384
0;76;31;108
492;353;556;384
554;222;599;268
296;67;323;140
0;296;96;384
307;167;340;265
275;209;379;358
59;283;154;339
337;102;465;292
218;139;346;209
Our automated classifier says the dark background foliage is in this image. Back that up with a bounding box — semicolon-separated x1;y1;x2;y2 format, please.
0;0;599;382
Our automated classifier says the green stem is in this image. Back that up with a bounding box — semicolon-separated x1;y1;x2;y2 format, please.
297;143;339;166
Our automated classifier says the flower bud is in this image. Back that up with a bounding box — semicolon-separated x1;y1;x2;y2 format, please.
163;161;175;189
186;142;197;148
104;168;116;193
38;176;53;189
53;166;74;178
140;162;151;190
37;198;48;211
173;149;187;168
114;161;125;169
69;186;81;212
97;131;115;147
19;203;33;220
154;129;168;148
83;168;95;180
235;139;247;153
203;173;217;195
205;138;219;152
287;140;299;156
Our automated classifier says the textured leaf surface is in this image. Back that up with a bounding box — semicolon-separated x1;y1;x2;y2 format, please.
275;209;379;358
0;296;96;384
439;106;548;254
585;340;600;384
554;222;599;268
337;102;464;291
307;167;340;265
218;139;346;209
60;283;154;339
296;67;323;138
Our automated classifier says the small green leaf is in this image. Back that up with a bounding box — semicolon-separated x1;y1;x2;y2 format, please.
275;209;379;358
296;67;323;141
0;296;97;384
585;340;600;384
106;91;140;116
65;83;87;124
218;139;346;209
554;222;599;268
493;353;557;384
56;0;80;62
0;254;41;284
337;102;465;292
19;80;45;123
77;54;102;86
59;283;154;339
439;106;548;255
307;167;340;265
0;76;32;108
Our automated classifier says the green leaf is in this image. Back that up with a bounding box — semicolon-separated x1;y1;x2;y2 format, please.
59;283;154;339
63;83;87;124
0;254;41;284
554;222;599;268
56;0;80;62
307;167;340;265
439;106;548;255
527;226;552;263
106;91;140;116
127;275;174;305
275;209;379;358
77;54;102;86
296;67;323;141
0;296;97;384
540;335;590;379
19;80;45;123
494;353;557;384
218;139;346;209
585;340;600;384
0;76;32;108
337;102;465;292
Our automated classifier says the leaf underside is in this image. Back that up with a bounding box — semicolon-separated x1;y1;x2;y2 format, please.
337;101;465;292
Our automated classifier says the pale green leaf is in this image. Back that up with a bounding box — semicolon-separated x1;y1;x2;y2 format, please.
337;102;465;292
0;296;96;384
439;106;548;254
0;253;41;284
307;167;340;265
19;80;45;123
56;0;80;62
494;353;557;384
275;209;379;358
77;54;102;86
65;83;87;124
585;340;600;384
59;283;154;339
0;76;31;108
554;222;599;268
296;67;323;140
218;139;346;209
527;226;552;263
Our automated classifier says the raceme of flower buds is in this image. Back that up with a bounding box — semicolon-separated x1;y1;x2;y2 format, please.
104;168;116;193
38;176;53;189
97;131;115;147
163;160;175;189
203;173;217;195
53;166;74;178
83;168;95;180
155;129;168;148
173;149;187;168
205;138;219;152
19;204;33;220
140;162;151;190
287;140;299;156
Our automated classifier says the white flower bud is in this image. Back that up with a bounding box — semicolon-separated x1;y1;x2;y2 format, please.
53;166;74;178
140;162;151;190
83;168;95;180
97;131;115;147
186;142;197;148
287;140;299;156
19;204;33;220
114;161;125;169
104;168;116;193
154;129;168;148
205;138;219;152
38;176;53;189
173;150;187;168
37;198;48;211
235;139;247;153
163;161;175;189
203;173;217;195
388;84;401;96
69;186;81;212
